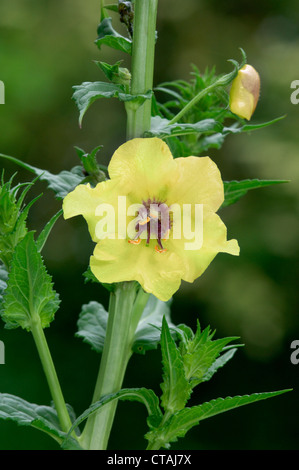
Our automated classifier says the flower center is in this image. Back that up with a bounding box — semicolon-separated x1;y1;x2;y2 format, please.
128;198;171;253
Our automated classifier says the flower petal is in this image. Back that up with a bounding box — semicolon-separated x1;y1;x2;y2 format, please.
90;238;185;301
62;180;120;242
168;156;224;212
167;207;239;283
108;137;177;201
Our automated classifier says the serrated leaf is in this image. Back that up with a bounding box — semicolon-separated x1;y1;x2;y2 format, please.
146;116;222;139
160;317;191;414
72;81;151;126
95;17;132;55
1;232;60;330
222;179;289;208
181;322;238;387
146;389;291;448
64;387;163;444
201;348;238;383
75;301;108;353
0;393;79;446
0;153;85;199
36;209;63;253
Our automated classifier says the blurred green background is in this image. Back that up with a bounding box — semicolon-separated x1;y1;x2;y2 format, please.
0;0;299;450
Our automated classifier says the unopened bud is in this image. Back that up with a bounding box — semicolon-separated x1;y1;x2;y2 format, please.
229;64;260;120
112;67;131;87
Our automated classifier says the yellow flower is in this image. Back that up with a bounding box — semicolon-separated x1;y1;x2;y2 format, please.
63;138;239;301
229;64;260;120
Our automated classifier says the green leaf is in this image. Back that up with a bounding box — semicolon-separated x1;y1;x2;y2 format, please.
0;175;38;269
0;393;77;446
74;145;107;183
95;17;132;55
132;296;174;355
201;348;238;383
1;232;60;330
146;389;291;448
36;209;63;253
160;317;191;414
180;321;239;387
224;115;286;135
75;296;175;356
72;81;151;126
0;153;85;199
75;301;108;354
63;387;163;444
222;179;289;208
146;116;223;139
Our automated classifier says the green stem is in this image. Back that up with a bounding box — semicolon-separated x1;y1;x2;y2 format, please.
30;317;73;434
126;0;158;139
80;283;148;450
168;61;240;125
168;83;217;125
80;0;158;450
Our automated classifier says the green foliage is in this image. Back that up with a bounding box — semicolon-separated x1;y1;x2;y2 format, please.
64;387;163;443
145;115;222;139
132;295;174;355
143;317;291;449
0;174;39;269
74;145;107;184
95;60;131;87
0;393;77;446
178;320;239;388
160;317;191;414
76;301;108;353
222;179;289;209
145;390;291;449
64;316;291;450
75;295;175;356
151;60;284;158
0;153;85;199
0;393;81;449
95;17;132;55
72;81;152;126
35;209;63;253
1;232;60;330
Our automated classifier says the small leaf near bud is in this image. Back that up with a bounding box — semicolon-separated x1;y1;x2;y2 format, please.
229;64;260;120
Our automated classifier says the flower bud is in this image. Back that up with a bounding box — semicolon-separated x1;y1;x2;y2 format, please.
229;64;260;120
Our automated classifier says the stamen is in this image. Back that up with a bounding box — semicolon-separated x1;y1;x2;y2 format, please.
131;198;171;251
155;245;167;253
139;216;150;226
128;238;141;245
